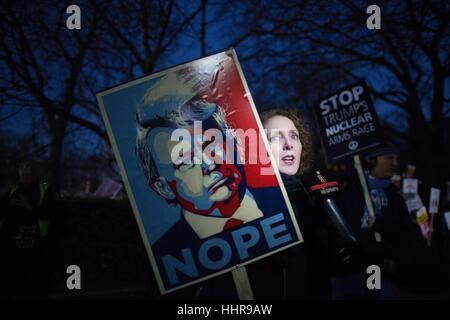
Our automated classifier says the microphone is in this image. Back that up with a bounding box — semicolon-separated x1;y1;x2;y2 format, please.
301;171;356;243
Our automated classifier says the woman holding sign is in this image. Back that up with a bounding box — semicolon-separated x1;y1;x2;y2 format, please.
260;108;359;299
196;108;357;299
193;108;312;300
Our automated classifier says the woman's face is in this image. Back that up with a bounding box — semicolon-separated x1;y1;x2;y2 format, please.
263;115;302;176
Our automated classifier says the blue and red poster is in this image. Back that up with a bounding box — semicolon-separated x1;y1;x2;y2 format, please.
96;49;302;294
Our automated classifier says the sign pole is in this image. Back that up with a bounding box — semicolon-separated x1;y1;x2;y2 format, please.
428;187;441;247
231;266;254;300
353;155;382;242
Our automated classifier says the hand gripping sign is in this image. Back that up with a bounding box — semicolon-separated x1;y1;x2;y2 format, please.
96;49;302;295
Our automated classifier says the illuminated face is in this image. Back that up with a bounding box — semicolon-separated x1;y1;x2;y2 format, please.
147;122;246;217
263;115;302;176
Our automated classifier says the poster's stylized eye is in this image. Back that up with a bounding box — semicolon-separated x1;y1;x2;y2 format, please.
290;132;299;140
174;152;195;171
176;162;195;172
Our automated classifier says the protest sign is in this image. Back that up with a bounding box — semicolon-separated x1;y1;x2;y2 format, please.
406;164;416;178
444;212;450;231
405;194;424;213
96;49;302;294
416;206;431;240
314;82;384;241
314;82;382;162
428;188;440;214
417;206;429;224
403;178;418;195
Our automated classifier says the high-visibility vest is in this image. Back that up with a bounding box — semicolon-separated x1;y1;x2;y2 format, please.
9;181;50;237
10;181;49;205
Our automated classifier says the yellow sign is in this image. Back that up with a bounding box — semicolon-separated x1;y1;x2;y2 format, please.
417;206;429;224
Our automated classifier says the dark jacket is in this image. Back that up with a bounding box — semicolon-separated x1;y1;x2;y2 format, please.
0;179;54;298
280;173;357;298
337;171;425;282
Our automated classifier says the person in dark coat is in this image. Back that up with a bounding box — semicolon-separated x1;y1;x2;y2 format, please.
336;145;425;298
0;161;55;299
258;108;359;299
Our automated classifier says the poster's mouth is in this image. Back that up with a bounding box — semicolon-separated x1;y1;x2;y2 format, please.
208;175;235;193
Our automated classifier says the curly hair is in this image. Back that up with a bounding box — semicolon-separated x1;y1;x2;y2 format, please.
259;108;314;175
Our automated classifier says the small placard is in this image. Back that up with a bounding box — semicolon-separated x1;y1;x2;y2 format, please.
403;178;418;194
428;188;440;214
405;194;424;213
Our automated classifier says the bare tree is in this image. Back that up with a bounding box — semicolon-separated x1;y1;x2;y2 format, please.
0;0;204;188
0;1;110;188
92;0;204;76
2;0;447;188
217;0;449;185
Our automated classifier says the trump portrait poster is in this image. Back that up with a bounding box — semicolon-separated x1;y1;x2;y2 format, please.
96;49;303;294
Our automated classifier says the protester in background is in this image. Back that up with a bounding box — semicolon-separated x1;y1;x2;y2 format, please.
337;145;424;298
0;161;54;299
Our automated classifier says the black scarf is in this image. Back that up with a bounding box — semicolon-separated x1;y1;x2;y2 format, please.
280;173;303;193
